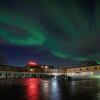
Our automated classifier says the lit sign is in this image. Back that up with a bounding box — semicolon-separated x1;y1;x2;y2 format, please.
28;61;37;66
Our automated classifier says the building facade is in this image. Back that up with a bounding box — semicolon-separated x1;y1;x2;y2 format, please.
65;65;100;79
0;64;65;78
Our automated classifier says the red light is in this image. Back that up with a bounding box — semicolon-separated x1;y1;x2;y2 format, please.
23;78;40;100
28;60;37;66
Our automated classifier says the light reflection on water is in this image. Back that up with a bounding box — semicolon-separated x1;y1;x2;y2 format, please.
50;79;61;100
23;78;41;100
41;80;50;100
0;79;100;100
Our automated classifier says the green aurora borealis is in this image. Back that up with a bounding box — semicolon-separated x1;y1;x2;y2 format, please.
0;0;100;66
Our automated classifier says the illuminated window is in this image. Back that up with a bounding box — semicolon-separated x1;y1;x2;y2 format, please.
30;69;34;71
45;66;48;69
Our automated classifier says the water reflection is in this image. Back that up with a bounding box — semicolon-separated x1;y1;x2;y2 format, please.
69;80;99;100
70;81;77;94
23;78;41;100
50;79;61;100
41;80;50;100
0;79;100;100
41;79;61;100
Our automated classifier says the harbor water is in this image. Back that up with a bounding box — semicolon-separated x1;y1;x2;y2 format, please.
0;78;100;100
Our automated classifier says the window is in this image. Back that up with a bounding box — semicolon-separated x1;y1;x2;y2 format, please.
0;73;2;76
8;73;11;76
86;68;89;70
68;70;71;72
28;74;30;76
94;67;97;69
21;74;24;76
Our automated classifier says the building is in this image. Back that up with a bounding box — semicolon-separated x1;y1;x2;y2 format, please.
1;62;100;79
65;65;100;79
0;64;65;78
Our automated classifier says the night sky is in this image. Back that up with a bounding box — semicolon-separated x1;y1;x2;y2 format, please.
0;0;100;67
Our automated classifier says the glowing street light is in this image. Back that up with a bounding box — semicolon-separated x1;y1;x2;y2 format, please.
45;66;48;69
45;66;48;72
30;69;34;72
